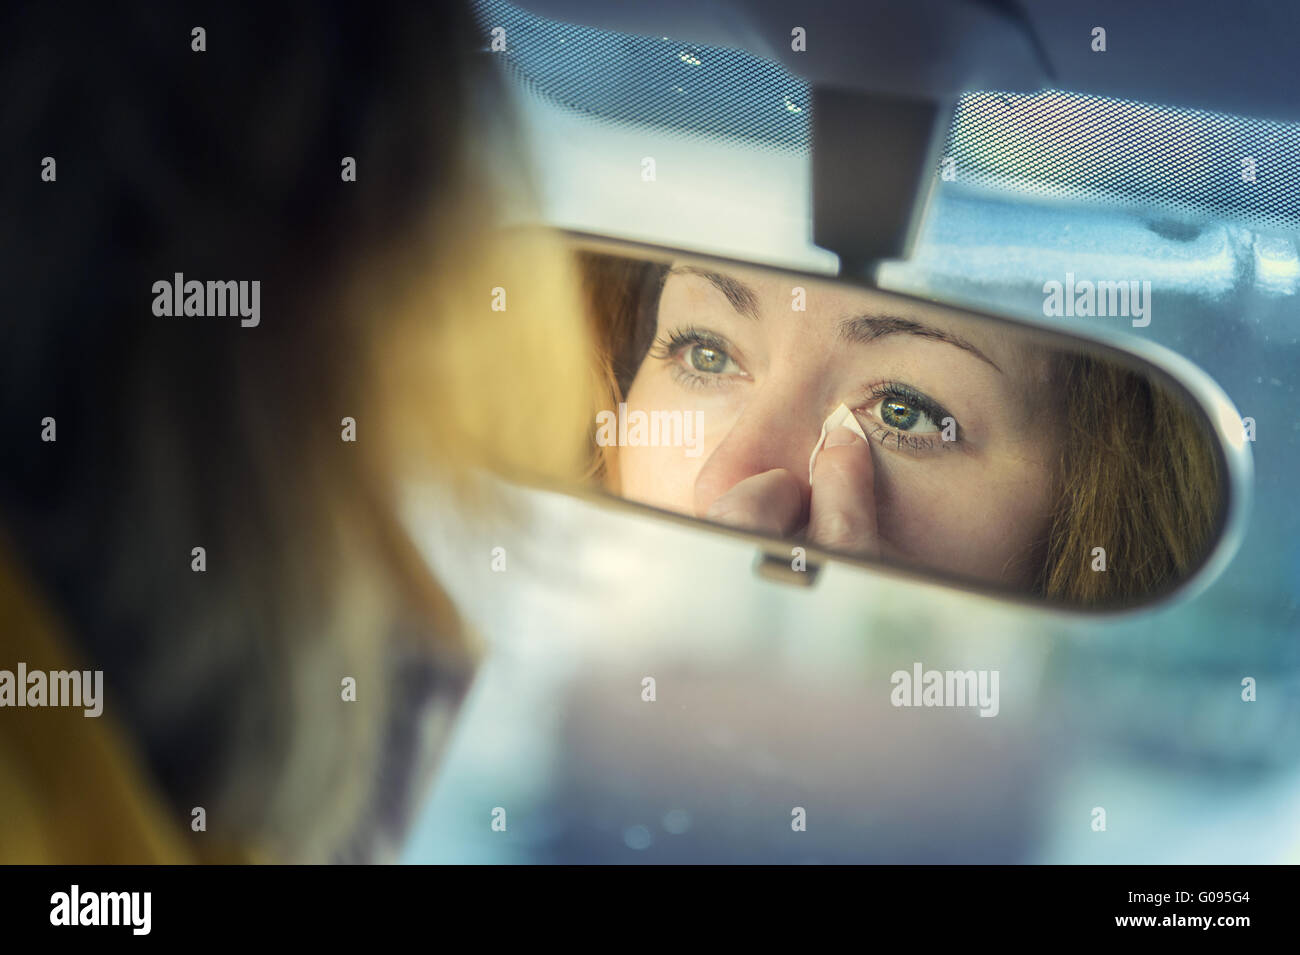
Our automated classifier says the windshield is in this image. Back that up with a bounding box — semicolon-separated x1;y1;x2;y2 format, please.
398;0;1300;864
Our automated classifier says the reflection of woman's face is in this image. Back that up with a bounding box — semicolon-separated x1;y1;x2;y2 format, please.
617;262;1065;589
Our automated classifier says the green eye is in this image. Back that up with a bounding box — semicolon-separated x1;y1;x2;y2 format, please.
880;399;921;430
689;344;728;373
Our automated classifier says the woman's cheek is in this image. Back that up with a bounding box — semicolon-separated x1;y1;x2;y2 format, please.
870;455;990;572
618;444;705;513
616;377;693;510
871;455;933;560
874;452;1054;586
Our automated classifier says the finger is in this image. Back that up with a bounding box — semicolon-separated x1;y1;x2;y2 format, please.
704;468;806;538
808;426;879;557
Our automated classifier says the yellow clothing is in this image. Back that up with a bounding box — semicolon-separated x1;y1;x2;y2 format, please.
0;538;253;863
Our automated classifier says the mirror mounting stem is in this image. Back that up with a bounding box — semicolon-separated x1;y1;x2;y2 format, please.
811;87;953;279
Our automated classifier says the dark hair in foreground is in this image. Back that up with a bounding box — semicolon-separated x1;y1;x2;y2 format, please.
0;2;593;861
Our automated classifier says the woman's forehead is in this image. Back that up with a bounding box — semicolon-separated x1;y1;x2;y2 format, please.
667;260;1049;380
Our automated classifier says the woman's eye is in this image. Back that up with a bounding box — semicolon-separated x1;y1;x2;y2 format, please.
871;396;941;433
649;329;747;387
685;343;735;375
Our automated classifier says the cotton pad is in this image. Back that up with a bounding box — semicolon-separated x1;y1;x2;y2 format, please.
808;402;868;484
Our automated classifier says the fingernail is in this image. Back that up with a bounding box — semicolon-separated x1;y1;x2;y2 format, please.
823;426;861;449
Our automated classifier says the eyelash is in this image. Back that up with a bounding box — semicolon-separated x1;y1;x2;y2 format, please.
854;381;961;454
649;326;744;390
650;331;961;453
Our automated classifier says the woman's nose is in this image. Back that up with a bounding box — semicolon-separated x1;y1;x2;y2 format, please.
691;386;827;520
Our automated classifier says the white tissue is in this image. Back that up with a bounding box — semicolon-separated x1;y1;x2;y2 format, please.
808;402;868;484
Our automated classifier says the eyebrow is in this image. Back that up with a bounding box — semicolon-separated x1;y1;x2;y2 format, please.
838;315;1003;373
670;265;1002;373
669;265;761;321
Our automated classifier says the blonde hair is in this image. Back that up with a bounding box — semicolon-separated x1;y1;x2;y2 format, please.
577;252;669;488
1038;354;1221;606
0;2;594;861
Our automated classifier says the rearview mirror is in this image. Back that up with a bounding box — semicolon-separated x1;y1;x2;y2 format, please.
564;233;1248;612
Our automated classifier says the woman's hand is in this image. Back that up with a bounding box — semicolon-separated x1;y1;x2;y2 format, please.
702;426;880;557
807;426;880;558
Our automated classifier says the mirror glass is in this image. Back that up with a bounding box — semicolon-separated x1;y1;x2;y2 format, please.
571;237;1232;610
